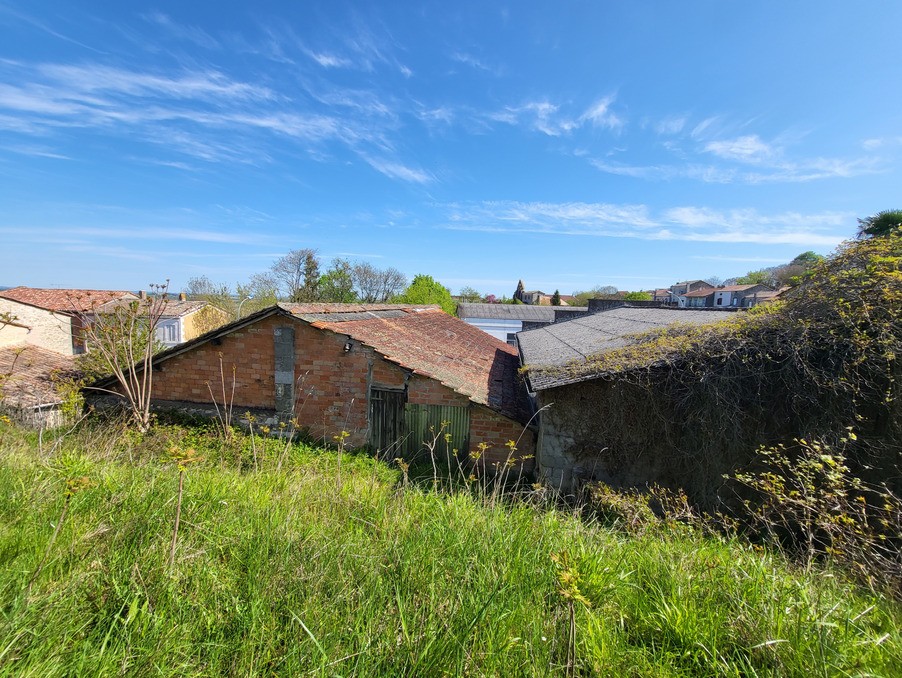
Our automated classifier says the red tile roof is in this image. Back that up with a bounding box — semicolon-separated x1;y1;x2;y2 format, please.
0;287;136;313
0;344;81;409
307;307;528;422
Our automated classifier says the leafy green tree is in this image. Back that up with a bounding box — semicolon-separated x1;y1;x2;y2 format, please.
792;251;825;266
551;290;561;306
318;258;358;303
735;270;770;286
392;274;456;315
624;291;652;301
571;285;619;306
857;209;902;238
457;286;483;303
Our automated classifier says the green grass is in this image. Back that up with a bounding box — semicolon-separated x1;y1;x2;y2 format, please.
0;420;899;676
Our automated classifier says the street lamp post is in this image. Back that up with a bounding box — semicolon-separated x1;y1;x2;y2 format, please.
237;296;252;319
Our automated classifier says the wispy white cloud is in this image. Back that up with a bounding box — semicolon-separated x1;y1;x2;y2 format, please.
0;225;265;245
441;200;850;246
705;134;775;162
862;136;902;150
141;12;220;50
654;116;687;135
579;95;622;130
361;156;433;183
305;50;353;69
591;154;880;184
37;63;275;102
449;51;500;75
690;116;719;139
2;144;70;160
0;5;108;54
489;94;623;137
0;58;428;181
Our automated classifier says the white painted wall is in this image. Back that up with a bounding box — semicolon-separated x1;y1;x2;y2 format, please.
0;299;74;354
460;317;522;344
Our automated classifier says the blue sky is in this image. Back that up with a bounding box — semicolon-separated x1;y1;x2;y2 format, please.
1;1;900;296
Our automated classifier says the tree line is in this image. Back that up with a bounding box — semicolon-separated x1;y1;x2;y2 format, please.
186;249;457;317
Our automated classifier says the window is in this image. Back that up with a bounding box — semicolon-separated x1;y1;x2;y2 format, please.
155;320;180;345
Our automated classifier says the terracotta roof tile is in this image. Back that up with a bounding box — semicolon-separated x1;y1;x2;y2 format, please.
307;308;529;422
0;344;81;408
0;287;136;313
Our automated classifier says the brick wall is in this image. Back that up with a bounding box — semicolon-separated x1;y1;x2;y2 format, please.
470;404;536;472
144;312;533;463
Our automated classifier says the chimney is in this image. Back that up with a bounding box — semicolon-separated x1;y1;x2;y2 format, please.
139;290;147;300
178;292;187;301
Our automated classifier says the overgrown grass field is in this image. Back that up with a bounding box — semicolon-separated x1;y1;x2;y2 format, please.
0;420;899;676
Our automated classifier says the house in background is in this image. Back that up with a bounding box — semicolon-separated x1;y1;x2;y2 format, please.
91;303;535;470
94;294;230;348
712;284;775;308
0;287;137;355
681;283;775;309
650;288;672;303
457;302;589;345
517;307;734;490
669;280;715;307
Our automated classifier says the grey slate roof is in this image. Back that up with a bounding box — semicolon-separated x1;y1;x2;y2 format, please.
457;303;588;321
518;307;735;390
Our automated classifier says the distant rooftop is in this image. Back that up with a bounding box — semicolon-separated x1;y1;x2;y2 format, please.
457;302;588;321
96;298;212;318
0;287;136;313
519;307;735;390
281;302;438;323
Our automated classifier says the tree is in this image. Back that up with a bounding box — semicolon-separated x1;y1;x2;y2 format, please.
271;248;320;302
236;272;280;316
571;285;620;306
624;291;652;301
457;286;483;303
353;263;407;303
704;276;724;287
318;258;358;303
77;283;170;432
551;290;561;306
858;209;902;239
791;251;825;266
184;275;236;317
392;274;456;315
735;269;771;286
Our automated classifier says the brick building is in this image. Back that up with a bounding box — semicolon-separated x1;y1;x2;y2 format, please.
93;303;535;470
